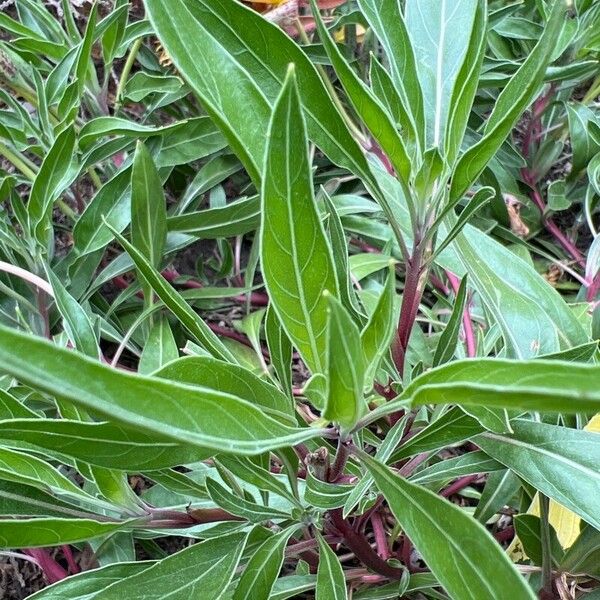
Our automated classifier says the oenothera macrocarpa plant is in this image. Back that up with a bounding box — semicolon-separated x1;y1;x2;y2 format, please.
0;0;599;598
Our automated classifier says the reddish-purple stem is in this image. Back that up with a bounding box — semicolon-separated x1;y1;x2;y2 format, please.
61;545;79;574
587;271;600;302
447;271;476;358
441;474;479;498
330;509;404;579
370;511;391;560
23;549;68;584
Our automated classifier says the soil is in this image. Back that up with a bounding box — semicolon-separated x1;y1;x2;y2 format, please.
0;557;46;600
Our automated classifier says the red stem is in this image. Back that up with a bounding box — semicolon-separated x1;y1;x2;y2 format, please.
330;509;404;580
447;271;476;358
370;511;391;560
61;545;79;574
587;271;600;302
23;549;68;584
441;474;479;498
392;247;426;377
521;174;585;267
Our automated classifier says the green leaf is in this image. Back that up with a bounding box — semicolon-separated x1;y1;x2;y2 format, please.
124;72;183;102
265;306;293;397
110;227;235;363
450;0;567;201
561;523;600;577
94;532;247;599
476;420;600;531
145;0;372;187
0;446;98;505
144;0;270;183
513;514;563;567
155;117;228;167
398;358;600;413
305;472;354;510
138;316;178;375
323;293;365;431
71;169;131;258
405;0;478;149
0;518;127;549
45;267;99;359
217;456;299;506
444;0;487;165
311;0;411;182
0;325;328;455
233;526;300;600
27;125;77;247
360;265;398;385
433;275;467;367
316;533;348;600
0;419;210;470
206;479;289;523
131;141;167;272
167;196;260;239
27;563;150;600
474;469;521;524
362;454;536;600
260;68;338;374
357;0;424;148
78;117;187;152
409;451;502;487
155;356;294;424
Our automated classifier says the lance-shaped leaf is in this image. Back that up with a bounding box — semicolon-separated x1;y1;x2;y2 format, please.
110;227;235;363
0;325;328;455
398;358;600;414
360;264;398;385
316;533;348;600
130;141;167;273
91;532;247;599
26;563;150;600
357;0;424;148
323;293;366;432
362;454;536;600
432;274;468;367
444;0;487;165
0;419;211;471
476;420;600;531
261;68;338;374
27;125;77;247
145;0;373;187
405;0;478;149
45;266;99;359
450;0;567;201
311;0;411;182
233;526;300;600
0;518;128;549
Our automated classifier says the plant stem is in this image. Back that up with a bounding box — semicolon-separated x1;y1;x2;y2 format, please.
114;37;143;113
0;141;37;180
329;438;350;482
539;493;554;597
392;244;428;377
447;271;476;357
330;508;404;580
